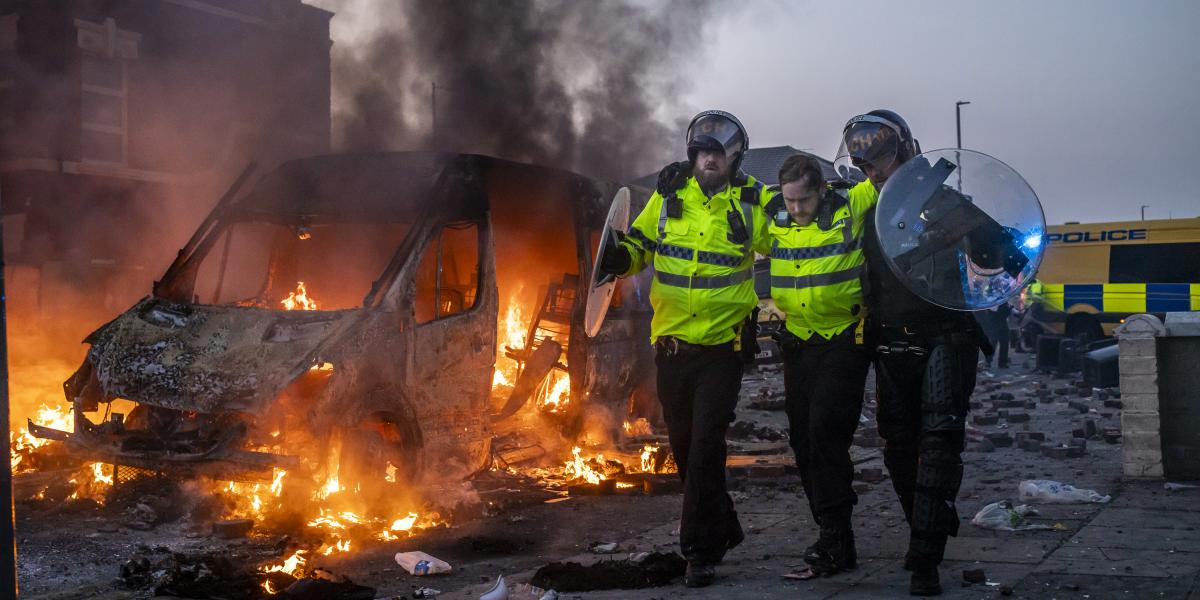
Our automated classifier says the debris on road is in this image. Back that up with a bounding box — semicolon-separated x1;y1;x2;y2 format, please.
970;501;1052;531
529;552;686;592
1018;480;1111;504
396;551;453;576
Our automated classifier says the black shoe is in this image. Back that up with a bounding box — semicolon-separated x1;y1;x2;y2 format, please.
909;565;942;596
684;562;716;588
804;526;856;575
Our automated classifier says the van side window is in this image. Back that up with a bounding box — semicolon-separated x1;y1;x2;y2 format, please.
1109;243;1200;284
414;221;482;324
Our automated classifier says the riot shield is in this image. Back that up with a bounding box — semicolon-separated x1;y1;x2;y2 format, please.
584;187;631;337
874;149;1045;310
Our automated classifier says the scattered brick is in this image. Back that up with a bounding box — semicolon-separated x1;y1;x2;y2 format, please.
962;568;987;584
1006;412;1031;423
973;414;1000;426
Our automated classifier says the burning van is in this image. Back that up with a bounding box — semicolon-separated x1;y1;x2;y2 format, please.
30;152;656;492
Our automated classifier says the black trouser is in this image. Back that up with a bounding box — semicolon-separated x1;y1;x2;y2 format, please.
781;327;870;526
655;341;744;564
976;311;1009;367
874;330;977;567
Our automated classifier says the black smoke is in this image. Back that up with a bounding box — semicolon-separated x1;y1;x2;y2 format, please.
323;0;714;182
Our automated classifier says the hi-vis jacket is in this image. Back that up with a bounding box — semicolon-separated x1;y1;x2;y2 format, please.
765;181;878;341
620;176;773;346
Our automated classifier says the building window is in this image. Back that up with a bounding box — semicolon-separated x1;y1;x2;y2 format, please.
75;18;140;165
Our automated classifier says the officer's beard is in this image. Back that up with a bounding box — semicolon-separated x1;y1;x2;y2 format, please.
695;169;729;198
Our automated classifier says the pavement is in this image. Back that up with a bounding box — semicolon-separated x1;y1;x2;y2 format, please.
441;349;1200;600
15;347;1200;599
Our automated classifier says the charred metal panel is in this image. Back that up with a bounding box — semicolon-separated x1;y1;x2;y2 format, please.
84;298;361;414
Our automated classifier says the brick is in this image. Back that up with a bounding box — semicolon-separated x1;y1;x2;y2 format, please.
212;519;254;539
986;432;1013;447
1103;399;1124;409
1015;432;1045;442
1120;374;1159;396
1042;445;1070;459
1122;412;1162;434
1006;412;1031;423
1020;439;1043;452
1118;337;1158;357
1118;356;1157;375
973;414;999;426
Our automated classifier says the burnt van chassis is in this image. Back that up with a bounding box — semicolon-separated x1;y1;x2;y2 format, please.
30;152;654;485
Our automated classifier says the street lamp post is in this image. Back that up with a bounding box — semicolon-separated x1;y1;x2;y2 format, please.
955;100;971;149
1141;205;1149;221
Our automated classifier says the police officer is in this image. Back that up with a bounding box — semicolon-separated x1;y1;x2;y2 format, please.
598;110;772;588
761;154;871;578
836;110;987;596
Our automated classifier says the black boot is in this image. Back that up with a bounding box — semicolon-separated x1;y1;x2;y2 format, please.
684;562;716;588
804;525;856;575
909;564;942;596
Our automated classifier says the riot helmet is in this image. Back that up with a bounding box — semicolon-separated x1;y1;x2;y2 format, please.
834;109;920;182
686;110;749;176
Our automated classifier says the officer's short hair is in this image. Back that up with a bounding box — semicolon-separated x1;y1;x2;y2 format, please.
778;154;823;191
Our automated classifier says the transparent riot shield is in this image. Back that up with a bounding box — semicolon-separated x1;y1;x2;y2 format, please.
874;149;1045;310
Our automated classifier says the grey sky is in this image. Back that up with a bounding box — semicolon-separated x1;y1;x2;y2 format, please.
684;0;1200;224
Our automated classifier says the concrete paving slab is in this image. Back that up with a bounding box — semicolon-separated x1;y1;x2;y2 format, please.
1037;545;1200;578
1019;572;1196;599
1068;524;1200;551
826;559;1034;599
1088;507;1200;530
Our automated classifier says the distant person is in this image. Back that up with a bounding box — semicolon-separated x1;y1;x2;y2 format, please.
837;110;991;596
760;154;871;578
598;110;773;588
976;301;1012;369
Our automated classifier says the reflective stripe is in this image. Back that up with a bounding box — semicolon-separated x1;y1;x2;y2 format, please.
657;269;753;289
697;250;743;267
657;242;694;260
770;265;864;289
770;236;863;260
627;228;657;252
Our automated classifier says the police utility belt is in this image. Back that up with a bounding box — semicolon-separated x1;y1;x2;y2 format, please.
655;336;733;358
871;319;982;357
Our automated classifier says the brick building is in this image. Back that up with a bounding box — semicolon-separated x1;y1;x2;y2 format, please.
0;0;331;320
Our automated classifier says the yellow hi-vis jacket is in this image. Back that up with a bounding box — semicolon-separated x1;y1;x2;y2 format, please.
765;181;878;341
620;176;773;346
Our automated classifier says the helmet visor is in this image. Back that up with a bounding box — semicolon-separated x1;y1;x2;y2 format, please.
834;117;901;180
687;114;745;157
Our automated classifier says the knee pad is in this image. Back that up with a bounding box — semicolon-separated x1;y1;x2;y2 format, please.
920;345;969;433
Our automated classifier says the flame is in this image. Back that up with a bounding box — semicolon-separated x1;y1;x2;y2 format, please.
270;469;287;496
261;550;307;577
384;462;398;483
281;281;318;311
491;292;527;391
564;446;606;485
91;462;114;486
624;418;654;438
540;371;570;412
11;404;73;469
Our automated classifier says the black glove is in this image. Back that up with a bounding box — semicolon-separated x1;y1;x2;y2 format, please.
599;230;631;276
656;161;690;196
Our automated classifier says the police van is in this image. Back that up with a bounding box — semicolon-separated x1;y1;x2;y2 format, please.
1025;218;1200;343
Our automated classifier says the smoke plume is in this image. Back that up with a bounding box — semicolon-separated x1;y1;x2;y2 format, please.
319;0;714;182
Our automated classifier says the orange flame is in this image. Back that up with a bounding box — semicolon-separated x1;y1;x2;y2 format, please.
281;281;318;311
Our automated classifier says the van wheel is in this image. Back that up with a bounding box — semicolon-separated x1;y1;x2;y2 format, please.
339;409;423;504
1065;314;1103;345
